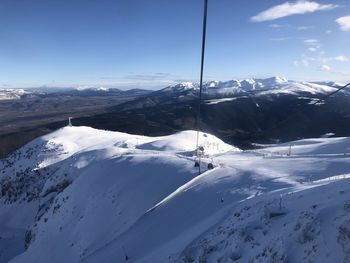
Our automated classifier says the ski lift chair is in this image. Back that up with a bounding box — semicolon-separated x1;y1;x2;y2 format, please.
207;162;214;170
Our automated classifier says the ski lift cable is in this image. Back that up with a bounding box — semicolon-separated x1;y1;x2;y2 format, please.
193;0;350;148
249;82;350;142
196;0;209;155
311;82;350;106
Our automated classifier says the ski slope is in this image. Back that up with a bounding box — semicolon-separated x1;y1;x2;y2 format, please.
1;126;350;262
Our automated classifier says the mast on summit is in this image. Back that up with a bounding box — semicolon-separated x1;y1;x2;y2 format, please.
68;117;73;127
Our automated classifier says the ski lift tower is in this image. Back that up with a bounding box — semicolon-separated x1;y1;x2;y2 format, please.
287;144;292;156
68;117;73;127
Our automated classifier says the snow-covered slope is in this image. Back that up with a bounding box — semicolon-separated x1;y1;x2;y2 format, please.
161;77;342;97
1;127;350;263
181;178;350;263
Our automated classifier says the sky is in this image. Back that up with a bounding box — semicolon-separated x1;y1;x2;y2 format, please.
1;0;350;89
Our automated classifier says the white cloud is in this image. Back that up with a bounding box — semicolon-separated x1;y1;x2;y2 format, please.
336;15;350;31
269;24;314;30
334;55;349;62
299;54;348;64
320;64;331;71
297;26;314;30
304;39;321;51
270;37;290;41
304;39;319;44
269;24;285;28
251;1;338;22
295;51;348;75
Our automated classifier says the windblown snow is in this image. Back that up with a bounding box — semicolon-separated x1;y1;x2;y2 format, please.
1;126;350;263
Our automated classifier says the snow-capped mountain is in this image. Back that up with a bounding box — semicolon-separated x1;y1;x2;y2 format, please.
160;77;343;97
0;86;150;99
2;126;350;262
75;86;111;91
0;89;30;100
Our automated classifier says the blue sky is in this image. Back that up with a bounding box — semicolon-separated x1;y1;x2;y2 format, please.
1;0;350;89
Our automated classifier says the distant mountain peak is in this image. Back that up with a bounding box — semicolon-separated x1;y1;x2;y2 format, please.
266;76;288;83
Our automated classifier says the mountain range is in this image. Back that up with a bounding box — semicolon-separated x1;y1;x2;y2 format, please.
71;77;350;149
160;76;343;96
1;77;349;158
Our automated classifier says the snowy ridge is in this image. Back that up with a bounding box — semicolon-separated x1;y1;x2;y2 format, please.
1;127;350;262
0;89;29;100
74;86;116;92
162;77;342;97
